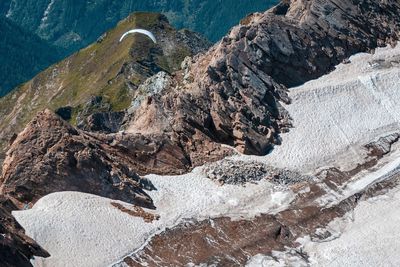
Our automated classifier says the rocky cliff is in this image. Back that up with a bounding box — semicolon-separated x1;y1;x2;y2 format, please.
0;110;158;208
1;0;400;199
124;0;400;157
0;13;210;164
0;196;49;267
1;1;400;266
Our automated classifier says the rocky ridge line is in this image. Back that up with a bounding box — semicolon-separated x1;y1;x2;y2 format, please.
1;0;400;212
124;0;400;160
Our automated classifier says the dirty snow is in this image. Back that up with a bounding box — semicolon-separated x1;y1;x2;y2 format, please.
13;169;294;267
246;250;308;267
246;152;400;267
13;45;400;266
235;44;400;173
303;184;400;267
316;148;400;207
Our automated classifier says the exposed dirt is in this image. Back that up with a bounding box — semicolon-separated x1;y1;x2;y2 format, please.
118;136;400;266
111;202;160;223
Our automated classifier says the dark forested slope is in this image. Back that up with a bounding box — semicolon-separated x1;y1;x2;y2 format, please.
2;0;278;52
0;17;60;96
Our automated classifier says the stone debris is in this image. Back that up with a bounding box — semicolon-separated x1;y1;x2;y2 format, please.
203;159;313;186
365;133;400;158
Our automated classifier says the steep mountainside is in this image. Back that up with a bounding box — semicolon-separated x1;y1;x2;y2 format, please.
0;0;278;98
0;12;210;163
0;17;61;97
1;0;400;198
2;0;278;53
0;110;156;208
1;0;400;266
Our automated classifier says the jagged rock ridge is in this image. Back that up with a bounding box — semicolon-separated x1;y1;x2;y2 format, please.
0;13;211;163
1;1;400;265
2;0;400;204
0;110;156;208
125;0;400;157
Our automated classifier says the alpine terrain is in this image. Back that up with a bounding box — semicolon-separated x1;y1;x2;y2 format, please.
0;0;279;97
1;0;400;266
0;17;61;97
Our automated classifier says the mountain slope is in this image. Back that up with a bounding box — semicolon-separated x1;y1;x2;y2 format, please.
2;0;278;52
0;0;279;98
0;12;210;162
1;0;400;266
0;17;61;97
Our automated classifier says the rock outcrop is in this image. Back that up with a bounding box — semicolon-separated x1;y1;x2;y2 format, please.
203;159;313;185
0;196;50;267
0;110;156;208
1;1;400;266
0;13;211;164
125;0;400;157
2;0;400;205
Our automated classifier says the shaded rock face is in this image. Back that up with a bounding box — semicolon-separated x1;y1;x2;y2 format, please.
74;96;125;133
81;112;125;133
2;0;400;203
55;106;73;121
0;110;156;208
365;133;400;158
0;196;49;267
0;13;211;164
266;0;400;86
125;0;400;157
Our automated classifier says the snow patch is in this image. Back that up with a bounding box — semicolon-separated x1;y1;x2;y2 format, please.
303;186;400;267
13;168;294;267
6;0;16;18
233;45;400;173
12;45;400;266
39;0;55;30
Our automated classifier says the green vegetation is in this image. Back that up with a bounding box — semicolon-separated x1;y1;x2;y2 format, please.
0;0;279;97
0;12;207;155
2;0;277;52
0;17;61;97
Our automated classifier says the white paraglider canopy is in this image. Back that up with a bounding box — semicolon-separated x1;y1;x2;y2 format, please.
119;29;157;43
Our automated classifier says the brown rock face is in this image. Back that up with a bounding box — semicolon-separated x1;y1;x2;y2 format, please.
0;110;157;208
0;109;231;206
0;196;49;267
0;1;400;266
126;0;400;156
2;0;400;206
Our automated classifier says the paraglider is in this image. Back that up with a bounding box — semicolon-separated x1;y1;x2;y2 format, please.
119;29;157;44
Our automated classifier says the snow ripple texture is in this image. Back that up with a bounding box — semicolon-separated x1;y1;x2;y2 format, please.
13;45;400;267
